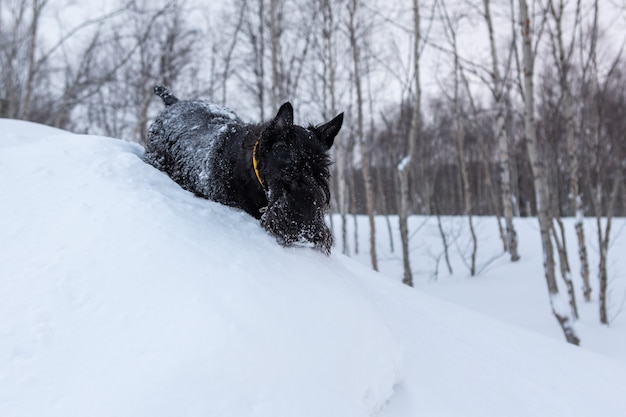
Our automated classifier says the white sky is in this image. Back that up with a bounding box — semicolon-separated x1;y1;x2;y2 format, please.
27;0;626;120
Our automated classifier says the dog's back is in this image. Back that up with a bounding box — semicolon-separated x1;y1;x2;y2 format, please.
145;86;243;200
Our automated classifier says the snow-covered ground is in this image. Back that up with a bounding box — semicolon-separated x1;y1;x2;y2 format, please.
342;213;626;363
1;119;625;417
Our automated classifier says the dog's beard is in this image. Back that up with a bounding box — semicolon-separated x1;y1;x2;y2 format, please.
260;192;333;255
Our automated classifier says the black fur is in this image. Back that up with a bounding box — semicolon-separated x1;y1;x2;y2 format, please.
144;85;343;254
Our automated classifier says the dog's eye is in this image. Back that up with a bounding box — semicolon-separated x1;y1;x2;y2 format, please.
273;142;287;151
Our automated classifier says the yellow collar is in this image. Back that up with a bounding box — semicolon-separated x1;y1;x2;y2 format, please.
252;139;264;188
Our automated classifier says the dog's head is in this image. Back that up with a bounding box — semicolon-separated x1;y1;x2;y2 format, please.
254;102;343;254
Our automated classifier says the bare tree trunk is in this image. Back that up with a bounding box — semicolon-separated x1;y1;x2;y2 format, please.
597;173;622;324
19;0;48;120
456;105;477;276
598;221;609;324
269;0;281;109
580;0;623;325
319;0;349;255
257;0;266;119
398;0;421;286
460;68;506;253
440;0;477;276
518;0;579;345
348;0;377;271
484;0;520;262
574;205;591;299
348;153;359;254
366;48;383;265
379;170;395;253
336;141;350;256
244;0;266;120
3;0;27;118
134;95;152;145
547;139;579;321
548;0;591;301
552;220;579;319
435;203;453;276
220;4;246;106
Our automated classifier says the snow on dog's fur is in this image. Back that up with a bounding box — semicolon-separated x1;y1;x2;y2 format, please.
144;85;343;254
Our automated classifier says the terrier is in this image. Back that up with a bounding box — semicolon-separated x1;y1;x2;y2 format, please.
144;85;343;254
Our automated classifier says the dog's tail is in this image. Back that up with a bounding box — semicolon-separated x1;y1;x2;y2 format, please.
154;85;179;107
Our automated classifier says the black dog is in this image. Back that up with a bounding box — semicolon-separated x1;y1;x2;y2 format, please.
144;85;343;254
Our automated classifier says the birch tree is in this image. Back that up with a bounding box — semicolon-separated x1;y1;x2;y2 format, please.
317;0;350;255
269;0;283;109
398;0;421;286
132;0;200;144
216;3;247;106
76;0;195;142
518;0;579;344
347;0;377;270
439;0;477;275
239;0;267;119
0;0;49;121
483;0;520;262
19;0;48;120
579;0;625;324
268;0;315;112
547;0;591;301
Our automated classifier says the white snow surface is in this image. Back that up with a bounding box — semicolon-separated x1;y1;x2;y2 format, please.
1;119;626;417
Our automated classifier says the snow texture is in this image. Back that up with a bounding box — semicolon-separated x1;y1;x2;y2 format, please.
2;119;626;417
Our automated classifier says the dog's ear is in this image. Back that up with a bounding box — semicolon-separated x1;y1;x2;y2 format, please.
272;102;294;130
316;113;343;149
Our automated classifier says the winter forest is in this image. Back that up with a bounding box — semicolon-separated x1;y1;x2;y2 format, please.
2;0;626;345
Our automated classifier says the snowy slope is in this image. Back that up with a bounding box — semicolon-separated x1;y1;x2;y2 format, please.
1;119;626;417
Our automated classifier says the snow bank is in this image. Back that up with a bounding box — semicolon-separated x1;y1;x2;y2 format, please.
1;119;625;417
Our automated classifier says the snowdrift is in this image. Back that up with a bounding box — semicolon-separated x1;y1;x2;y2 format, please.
1;119;625;417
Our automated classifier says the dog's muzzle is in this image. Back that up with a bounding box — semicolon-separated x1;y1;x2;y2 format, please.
260;195;332;254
